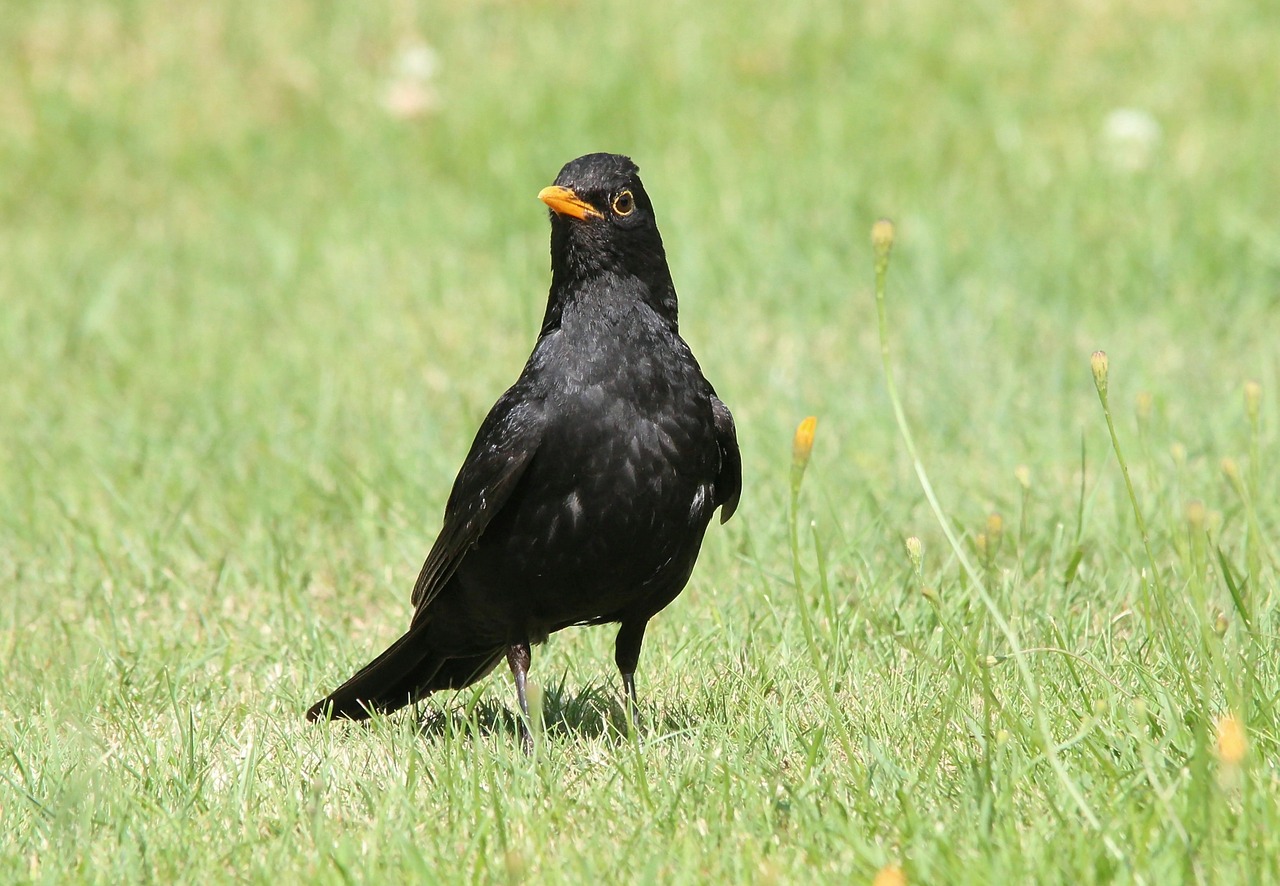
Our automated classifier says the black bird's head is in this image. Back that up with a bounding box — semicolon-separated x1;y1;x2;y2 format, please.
537;153;677;331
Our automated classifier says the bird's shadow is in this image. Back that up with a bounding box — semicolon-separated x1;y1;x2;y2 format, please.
413;676;700;747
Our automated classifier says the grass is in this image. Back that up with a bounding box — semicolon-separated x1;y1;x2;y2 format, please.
2;0;1279;881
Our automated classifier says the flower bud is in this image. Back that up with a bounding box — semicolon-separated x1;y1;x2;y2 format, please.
1135;391;1153;422
1014;465;1031;490
1090;351;1109;398
1185;500;1206;531
792;416;817;468
986;513;1004;551
871;218;896;260
1213;610;1229;637
905;536;923;571
1244;380;1261;423
790;416;818;493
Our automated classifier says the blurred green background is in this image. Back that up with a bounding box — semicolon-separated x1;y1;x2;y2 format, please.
2;0;1278;882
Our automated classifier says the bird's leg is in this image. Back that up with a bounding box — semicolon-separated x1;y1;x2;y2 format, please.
621;673;639;728
614;621;648;733
506;642;534;754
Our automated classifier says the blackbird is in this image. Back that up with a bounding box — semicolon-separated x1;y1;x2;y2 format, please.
307;153;740;747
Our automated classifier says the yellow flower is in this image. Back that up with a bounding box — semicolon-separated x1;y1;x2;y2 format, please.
1135;391;1153;422
1216;713;1247;766
871;218;896;257
1244;380;1261;423
1221;457;1240;483
792;416;818;468
872;864;907;886
1185;500;1206;531
986;513;1004;550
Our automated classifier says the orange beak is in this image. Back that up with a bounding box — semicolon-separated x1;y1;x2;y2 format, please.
538;185;603;220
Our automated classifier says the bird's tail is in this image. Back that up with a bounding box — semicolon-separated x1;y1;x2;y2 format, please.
307;624;505;722
307;624;438;721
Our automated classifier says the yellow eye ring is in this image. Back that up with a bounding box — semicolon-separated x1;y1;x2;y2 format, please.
611;190;635;216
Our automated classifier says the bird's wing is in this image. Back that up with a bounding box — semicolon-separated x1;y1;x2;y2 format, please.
711;394;741;523
409;387;545;611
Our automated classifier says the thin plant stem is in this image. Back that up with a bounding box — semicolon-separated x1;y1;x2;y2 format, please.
869;220;1119;859
788;418;860;770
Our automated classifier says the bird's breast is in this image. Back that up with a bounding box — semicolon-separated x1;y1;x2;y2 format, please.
489;329;717;568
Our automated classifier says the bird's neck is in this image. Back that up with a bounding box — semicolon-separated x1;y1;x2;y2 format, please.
541;270;678;337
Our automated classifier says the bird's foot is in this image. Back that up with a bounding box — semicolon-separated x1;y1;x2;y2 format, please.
515;716;534;755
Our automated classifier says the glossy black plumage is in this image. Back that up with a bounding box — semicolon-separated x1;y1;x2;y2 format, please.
307;153;740;742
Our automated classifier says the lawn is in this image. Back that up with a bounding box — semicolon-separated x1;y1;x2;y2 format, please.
2;0;1278;882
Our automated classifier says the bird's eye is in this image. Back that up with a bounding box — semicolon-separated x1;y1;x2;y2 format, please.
611;190;635;216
